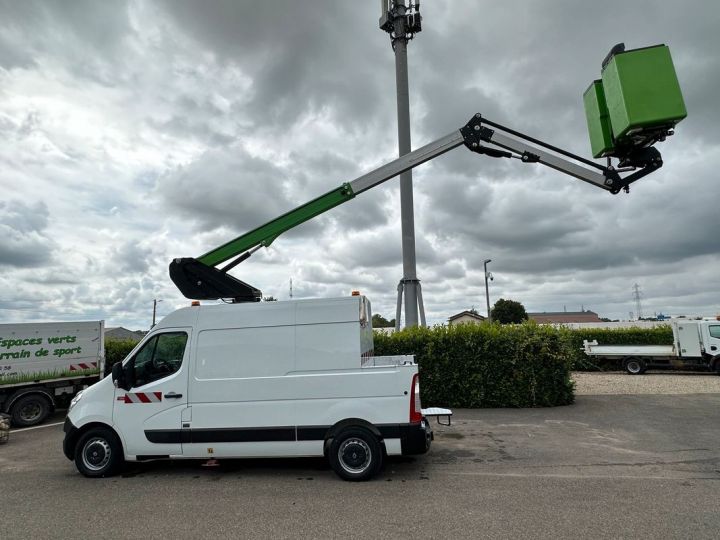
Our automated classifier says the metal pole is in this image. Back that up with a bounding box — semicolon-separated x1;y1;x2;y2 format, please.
392;2;421;328
484;259;492;322
395;281;403;332
152;299;162;328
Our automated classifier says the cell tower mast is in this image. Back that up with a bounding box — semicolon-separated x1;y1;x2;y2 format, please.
379;1;425;330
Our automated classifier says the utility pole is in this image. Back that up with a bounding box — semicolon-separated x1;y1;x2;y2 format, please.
380;1;425;330
151;298;162;328
484;259;493;322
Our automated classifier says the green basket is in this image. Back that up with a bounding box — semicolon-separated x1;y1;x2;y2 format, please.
602;44;686;140
583;44;686;158
583;80;615;158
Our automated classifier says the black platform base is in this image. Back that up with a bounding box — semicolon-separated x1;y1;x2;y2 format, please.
169;258;262;302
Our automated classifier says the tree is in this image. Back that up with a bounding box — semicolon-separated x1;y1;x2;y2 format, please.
490;298;528;324
372;314;396;328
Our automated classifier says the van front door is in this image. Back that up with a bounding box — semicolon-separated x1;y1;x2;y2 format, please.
113;330;190;457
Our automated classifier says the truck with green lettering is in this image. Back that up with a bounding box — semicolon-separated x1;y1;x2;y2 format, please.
0;321;105;426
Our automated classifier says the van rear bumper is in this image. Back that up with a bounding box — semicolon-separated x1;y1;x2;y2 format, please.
399;418;433;455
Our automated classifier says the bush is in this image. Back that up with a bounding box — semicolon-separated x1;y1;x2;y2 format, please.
104;339;138;375
565;325;673;371
374;323;574;408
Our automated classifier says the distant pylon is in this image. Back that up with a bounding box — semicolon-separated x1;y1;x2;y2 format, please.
632;283;643;320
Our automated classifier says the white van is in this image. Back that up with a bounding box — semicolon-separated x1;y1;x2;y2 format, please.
63;296;440;481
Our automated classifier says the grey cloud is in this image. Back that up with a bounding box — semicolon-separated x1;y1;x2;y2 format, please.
112;241;153;274
0;200;54;268
0;0;132;82
157;145;294;231
157;0;393;127
0;1;718;326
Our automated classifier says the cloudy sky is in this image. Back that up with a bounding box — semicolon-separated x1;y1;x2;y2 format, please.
1;0;718;329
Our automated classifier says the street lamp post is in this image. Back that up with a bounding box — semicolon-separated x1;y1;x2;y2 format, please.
152;299;163;328
483;259;493;322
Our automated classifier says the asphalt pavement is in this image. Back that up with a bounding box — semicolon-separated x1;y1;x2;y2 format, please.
1;394;719;539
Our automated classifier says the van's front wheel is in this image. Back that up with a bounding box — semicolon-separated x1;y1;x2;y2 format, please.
329;427;383;481
74;428;123;478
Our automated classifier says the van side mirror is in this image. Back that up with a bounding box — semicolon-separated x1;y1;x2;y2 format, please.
111;362;131;391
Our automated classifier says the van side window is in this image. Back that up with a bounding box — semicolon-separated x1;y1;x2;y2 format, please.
132;332;188;387
709;325;720;339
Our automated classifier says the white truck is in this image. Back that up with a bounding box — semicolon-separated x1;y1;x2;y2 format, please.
63;296;447;481
583;319;720;374
0;321;105;426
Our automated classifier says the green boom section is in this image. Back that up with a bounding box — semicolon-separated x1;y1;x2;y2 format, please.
198;183;356;267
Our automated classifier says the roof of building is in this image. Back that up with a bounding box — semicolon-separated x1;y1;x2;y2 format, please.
448;310;486;322
106;327;146;341
528;311;602;323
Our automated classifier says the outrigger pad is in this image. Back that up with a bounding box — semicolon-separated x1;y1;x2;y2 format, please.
169;258;262;302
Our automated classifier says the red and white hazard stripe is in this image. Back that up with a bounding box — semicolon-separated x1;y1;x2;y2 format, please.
69;362;98;371
123;392;163;404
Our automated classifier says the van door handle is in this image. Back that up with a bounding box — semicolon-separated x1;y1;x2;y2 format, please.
164;392;183;399
711;346;717;351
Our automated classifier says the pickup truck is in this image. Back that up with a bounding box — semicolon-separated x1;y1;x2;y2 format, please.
63;296;449;481
583;319;720;374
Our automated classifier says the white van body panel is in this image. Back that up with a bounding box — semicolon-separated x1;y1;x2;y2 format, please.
66;296;423;463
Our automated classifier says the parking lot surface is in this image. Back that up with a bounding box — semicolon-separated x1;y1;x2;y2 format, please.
2;394;719;539
573;371;720;394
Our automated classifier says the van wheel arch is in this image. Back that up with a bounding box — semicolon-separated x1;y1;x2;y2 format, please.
68;422;123;459
323;419;385;456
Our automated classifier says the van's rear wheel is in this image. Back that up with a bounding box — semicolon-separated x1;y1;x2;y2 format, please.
623;358;646;375
74;427;123;478
329;427;383;481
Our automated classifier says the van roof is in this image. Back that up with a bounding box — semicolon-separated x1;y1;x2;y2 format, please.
154;296;366;330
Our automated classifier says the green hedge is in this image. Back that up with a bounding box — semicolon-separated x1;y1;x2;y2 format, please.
103;324;671;406
564;325;673;371
374;323;575;408
104;339;138;375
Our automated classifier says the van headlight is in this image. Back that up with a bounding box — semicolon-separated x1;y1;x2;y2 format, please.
69;390;84;411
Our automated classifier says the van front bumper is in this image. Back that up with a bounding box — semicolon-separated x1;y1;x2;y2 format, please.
63;417;78;460
399;418;433;455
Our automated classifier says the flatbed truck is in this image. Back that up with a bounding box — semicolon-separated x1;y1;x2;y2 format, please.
583;319;720;374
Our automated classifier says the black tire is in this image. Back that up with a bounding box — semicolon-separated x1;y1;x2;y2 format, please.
10;394;52;427
328;427;383;481
74;427;123;478
623;358;646;375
